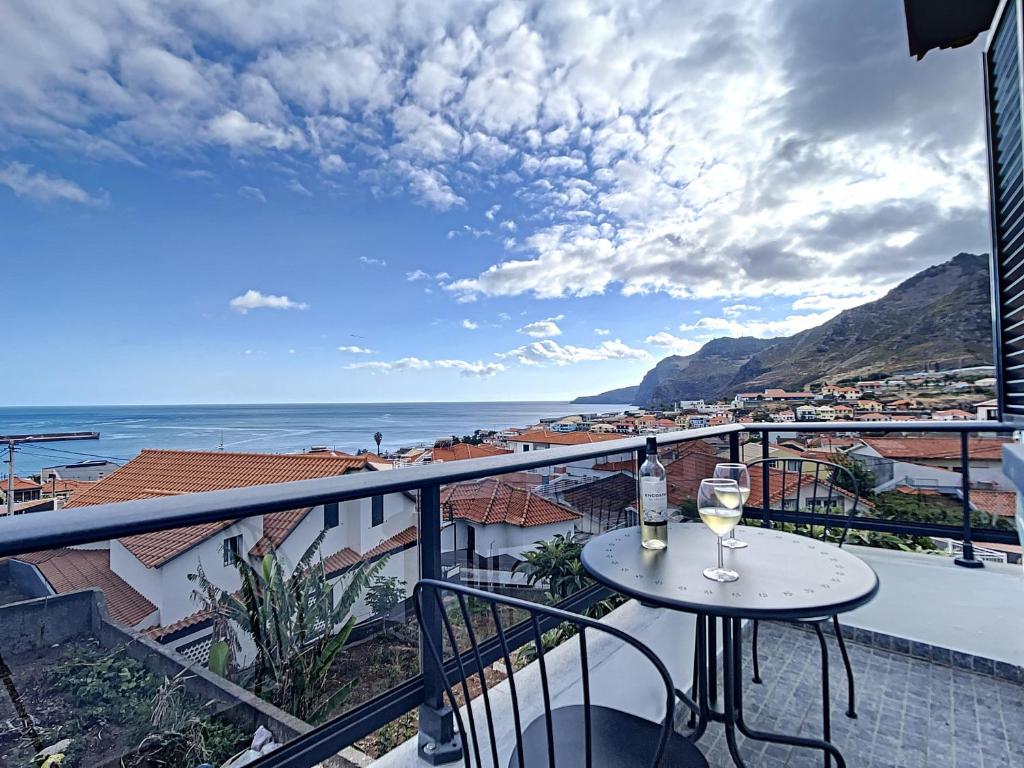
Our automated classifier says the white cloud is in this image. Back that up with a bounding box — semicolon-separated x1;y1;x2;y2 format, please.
338;345;374;354
238;185;266;203
593;328;610;336
288;179;312;196
518;314;564;338
207;111;306;152
645;331;702;356
229;289;308;314
500;339;652;366
485;204;501;220
360;256;387;267
500;219;517;232
0;163;103;205
462;319;478;329
722;304;760;318
679;310;841;339
345;357;504;378
406;269;430;281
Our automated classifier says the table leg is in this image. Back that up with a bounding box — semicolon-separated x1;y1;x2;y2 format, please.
729;617;847;768
721;617;748;767
708;618;718;706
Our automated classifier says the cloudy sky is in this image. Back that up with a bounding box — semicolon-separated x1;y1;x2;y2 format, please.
1;0;991;404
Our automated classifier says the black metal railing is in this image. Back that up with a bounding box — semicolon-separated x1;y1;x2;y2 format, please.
0;420;1015;767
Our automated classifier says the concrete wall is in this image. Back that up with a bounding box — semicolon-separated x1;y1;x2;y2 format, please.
0;588;311;746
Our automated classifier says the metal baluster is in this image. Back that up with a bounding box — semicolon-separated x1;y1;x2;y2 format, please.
456;593;500;767
418;485;463;764
955;430;984;568
489;603;525;768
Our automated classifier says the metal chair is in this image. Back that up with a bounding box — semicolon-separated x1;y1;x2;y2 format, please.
744;457;861;743
414;579;708;768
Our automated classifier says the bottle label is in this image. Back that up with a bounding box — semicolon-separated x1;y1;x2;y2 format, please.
640;477;668;522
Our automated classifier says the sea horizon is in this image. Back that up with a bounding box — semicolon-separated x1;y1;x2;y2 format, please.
0;401;631;475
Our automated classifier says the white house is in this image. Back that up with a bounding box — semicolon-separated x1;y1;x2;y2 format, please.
14;449;420;664
848;437;1011;492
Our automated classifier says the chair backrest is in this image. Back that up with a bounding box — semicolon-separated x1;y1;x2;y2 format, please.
744;457;860;546
413;579;687;768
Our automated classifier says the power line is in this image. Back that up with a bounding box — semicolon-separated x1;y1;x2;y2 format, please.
19;444;128;463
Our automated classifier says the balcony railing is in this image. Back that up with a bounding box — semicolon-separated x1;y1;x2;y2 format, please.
0;420;1015;767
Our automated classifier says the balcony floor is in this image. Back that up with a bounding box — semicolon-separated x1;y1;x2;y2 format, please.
701;621;1024;768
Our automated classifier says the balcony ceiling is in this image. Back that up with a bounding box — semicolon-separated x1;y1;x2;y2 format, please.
903;0;999;59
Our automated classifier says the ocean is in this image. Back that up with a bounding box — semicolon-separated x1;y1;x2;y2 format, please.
0;402;628;475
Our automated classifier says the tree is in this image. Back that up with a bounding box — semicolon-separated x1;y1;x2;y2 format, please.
831;453;876;497
189;531;387;723
516;534;587;603
373;431;383;454
366;575;407;639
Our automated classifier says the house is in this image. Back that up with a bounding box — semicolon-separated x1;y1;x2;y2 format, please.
762;388;814;401
686;414;709;429
13;449;420;663
855;381;884;392
40;459;121;482
976;399;998;420
773;410;795;423
677;399;706;410
428;442;511;463
795;405;818;421
709;414;733;427
0;476;42;505
550;421;578;432
589;422;617;433
856;399;884;411
815;405;837;421
39;478;96;506
848;437;1011;492
744;464;867;516
932;409;973;421
505;429;629;477
440;478;580;570
821;385;862;400
833;405;855;418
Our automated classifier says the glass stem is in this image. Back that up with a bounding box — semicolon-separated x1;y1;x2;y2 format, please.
717;536;724;569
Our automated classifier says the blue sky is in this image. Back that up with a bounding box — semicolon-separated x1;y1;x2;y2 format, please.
0;0;990;405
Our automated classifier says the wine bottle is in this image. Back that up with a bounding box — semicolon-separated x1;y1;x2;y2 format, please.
639;435;668;550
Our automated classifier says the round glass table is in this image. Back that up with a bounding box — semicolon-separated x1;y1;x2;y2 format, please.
581;523;879;768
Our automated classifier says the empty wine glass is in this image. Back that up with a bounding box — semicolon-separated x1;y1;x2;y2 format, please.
713;463;750;549
697;478;742;583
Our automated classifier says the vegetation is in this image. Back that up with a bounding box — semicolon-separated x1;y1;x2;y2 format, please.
366;575;408;639
189;531;387;722
47;644;246;767
374;431;383;453
515;534;587;602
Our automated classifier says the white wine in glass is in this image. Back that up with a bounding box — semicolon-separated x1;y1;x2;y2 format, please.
698;478;741;583
713;463;750;549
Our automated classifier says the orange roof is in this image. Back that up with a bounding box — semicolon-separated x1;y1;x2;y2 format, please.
250;507;312;556
745;465;864;510
664;450;721;506
42;478;96;498
2;476;41;492
16;548;156;626
971;490;1016;518
324;525;418;577
430;443;511;462
506;430;623;446
860;437;1008;461
442;480;580;527
68;450;367;567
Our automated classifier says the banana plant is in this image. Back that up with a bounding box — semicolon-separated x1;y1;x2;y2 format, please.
189;530;388;722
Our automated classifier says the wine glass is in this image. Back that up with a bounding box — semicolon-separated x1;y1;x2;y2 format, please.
697;478;742;583
713;463;750;549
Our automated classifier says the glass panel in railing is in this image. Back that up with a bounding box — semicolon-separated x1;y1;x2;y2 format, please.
0;492;424;767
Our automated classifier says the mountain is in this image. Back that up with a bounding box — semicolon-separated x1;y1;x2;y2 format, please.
575;253;993;408
572;385;638;404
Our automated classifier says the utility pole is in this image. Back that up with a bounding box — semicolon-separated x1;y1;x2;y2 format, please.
2;432;100;516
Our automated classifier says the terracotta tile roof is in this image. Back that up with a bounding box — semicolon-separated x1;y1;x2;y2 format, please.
745;465;867;510
67;450;367;567
665;451;722;507
560;473;637;514
970;489;1016;518
16;548;156;626
442;480;580;527
595;439;716;475
249;507;312;556
859;437;1008;461
505;429;624;446
323;526;419;577
430;443;511;462
41;479;97;498
147;609;214;640
494;471;547;490
2;476;41;492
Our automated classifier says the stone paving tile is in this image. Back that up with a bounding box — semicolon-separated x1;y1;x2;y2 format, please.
694;622;1024;768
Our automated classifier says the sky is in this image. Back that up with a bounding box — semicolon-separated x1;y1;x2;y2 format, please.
0;0;992;405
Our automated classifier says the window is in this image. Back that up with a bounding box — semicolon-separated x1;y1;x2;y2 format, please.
223;534;242;566
324;502;339;529
372;495;384;527
523;444;530;452
782;499;798;511
786;460;801;472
